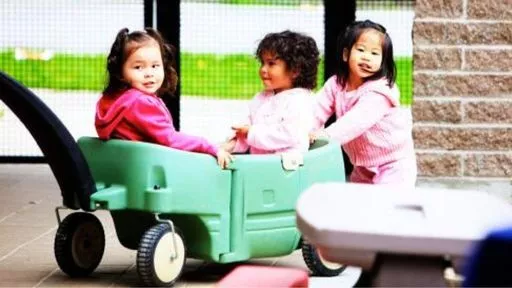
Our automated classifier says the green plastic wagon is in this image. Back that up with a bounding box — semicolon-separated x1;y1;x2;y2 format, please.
54;137;346;286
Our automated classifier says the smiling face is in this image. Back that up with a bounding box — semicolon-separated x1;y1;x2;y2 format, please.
343;29;383;88
122;41;164;95
259;52;296;94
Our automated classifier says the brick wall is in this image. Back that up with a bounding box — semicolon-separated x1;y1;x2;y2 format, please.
412;0;512;185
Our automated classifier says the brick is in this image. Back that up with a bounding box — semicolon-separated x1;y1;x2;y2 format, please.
413;127;512;150
412;100;461;123
414;74;512;97
465;50;512;72
416;0;463;18
417;153;461;177
413;22;512;45
464;101;512;123
468;0;512;20
414;48;462;70
464;154;512;177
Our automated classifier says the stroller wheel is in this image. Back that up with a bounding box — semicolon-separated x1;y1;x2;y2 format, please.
302;238;346;276
54;212;105;277
137;223;186;287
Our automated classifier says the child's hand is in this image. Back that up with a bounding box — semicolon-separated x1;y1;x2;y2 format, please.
232;125;250;139
221;138;236;153
216;148;234;169
309;130;329;144
308;132;317;144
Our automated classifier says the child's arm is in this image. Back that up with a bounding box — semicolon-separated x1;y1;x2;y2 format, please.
312;77;338;130
229;96;258;154
324;91;393;145
221;136;248;154
127;97;219;156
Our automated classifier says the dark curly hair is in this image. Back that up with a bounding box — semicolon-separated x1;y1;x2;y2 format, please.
336;20;396;88
103;27;178;97
256;30;320;90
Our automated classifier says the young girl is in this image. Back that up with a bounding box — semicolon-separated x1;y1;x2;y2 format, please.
95;28;232;168
311;20;417;187
224;30;319;155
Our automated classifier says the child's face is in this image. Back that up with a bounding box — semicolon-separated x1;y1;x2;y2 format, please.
259;52;296;94
122;42;164;95
344;29;383;82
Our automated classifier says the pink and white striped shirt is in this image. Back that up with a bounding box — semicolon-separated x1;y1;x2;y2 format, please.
313;76;415;168
233;88;313;154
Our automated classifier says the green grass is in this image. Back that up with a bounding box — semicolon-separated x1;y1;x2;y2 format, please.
395;57;413;105
180;52;326;99
187;0;413;10
182;53;412;105
0;50;412;105
0;50;106;91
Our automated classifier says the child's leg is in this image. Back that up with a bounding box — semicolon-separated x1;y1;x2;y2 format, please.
373;158;417;188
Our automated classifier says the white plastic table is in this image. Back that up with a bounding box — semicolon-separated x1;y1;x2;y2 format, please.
296;183;512;286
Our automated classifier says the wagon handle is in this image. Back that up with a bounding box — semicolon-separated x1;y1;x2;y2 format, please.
55;206;68;225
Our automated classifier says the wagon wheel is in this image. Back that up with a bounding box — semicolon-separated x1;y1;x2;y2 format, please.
137;223;186;287
302;238;346;276
54;212;105;277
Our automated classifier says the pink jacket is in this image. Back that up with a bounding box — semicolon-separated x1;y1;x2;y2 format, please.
313;77;415;167
95;88;218;156
233;88;313;154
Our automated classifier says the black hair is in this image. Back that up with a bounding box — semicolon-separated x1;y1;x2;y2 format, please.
336;20;396;87
256;30;320;90
103;27;178;97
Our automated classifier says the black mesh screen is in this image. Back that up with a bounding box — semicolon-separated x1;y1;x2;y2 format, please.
0;0;144;157
0;0;413;157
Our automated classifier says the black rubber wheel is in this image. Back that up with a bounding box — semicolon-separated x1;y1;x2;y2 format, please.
302;238;346;276
137;223;186;287
54;212;105;277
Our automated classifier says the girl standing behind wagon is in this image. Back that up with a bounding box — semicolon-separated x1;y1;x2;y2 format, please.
95;28;233;168
223;30;320;155
310;20;417;188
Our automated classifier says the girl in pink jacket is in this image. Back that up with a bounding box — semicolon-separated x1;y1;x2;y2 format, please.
224;30;319;155
311;20;417;187
95;28;232;168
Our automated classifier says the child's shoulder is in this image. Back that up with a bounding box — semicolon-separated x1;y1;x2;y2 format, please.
321;76;346;94
253;90;270;99
110;89;162;110
273;88;312;104
360;79;400;105
324;75;341;88
361;78;397;92
127;89;160;103
283;87;312;97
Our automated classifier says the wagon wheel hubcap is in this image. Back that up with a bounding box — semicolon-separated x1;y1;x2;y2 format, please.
71;222;104;269
154;233;185;283
319;250;343;270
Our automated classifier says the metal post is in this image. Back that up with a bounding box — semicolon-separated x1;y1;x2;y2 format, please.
323;0;356;177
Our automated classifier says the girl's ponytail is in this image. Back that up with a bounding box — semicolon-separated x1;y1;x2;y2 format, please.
104;28;130;95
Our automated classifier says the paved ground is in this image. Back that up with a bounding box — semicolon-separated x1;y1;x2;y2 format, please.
0;164;361;287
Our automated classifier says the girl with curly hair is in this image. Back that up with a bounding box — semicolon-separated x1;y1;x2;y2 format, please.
224;30;320;155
